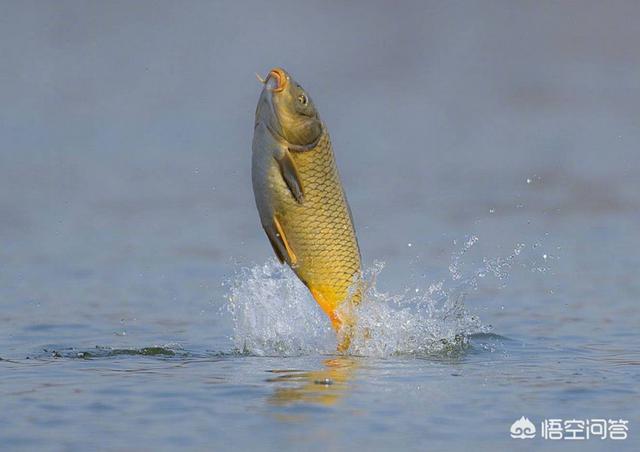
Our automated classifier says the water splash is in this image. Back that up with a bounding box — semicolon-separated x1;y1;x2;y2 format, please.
225;261;336;356
347;262;486;357
224;236;546;357
449;235;479;281
236;255;517;358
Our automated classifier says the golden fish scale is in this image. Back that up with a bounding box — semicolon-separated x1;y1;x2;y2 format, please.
278;130;361;310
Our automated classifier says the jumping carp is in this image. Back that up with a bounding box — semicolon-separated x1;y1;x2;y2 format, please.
251;67;362;351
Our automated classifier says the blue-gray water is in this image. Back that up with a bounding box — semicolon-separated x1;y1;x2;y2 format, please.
1;1;639;450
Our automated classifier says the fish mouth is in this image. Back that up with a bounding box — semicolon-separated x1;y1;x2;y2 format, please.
256;68;288;141
258;67;287;93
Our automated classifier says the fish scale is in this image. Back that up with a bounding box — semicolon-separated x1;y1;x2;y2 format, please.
278;129;362;317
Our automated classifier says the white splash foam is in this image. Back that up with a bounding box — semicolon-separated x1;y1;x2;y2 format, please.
347;262;486;356
225;249;499;357
225;260;336;356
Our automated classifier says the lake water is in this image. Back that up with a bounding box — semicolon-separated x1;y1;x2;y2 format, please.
1;1;638;450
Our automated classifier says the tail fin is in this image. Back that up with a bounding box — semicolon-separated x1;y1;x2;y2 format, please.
309;286;358;353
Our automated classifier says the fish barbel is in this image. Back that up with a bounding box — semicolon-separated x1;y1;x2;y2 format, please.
251;67;362;350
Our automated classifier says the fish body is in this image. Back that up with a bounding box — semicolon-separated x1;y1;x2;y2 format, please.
251;68;361;337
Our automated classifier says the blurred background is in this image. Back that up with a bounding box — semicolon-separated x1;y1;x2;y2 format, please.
1;0;638;350
2;2;639;450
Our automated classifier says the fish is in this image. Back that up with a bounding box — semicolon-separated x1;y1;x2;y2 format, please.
251;67;362;351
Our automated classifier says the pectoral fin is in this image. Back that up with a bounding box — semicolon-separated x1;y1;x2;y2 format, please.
276;149;304;203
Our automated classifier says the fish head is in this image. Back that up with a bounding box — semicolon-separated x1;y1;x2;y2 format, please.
255;67;322;146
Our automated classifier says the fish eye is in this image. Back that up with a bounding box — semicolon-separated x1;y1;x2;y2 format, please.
297;93;308;106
